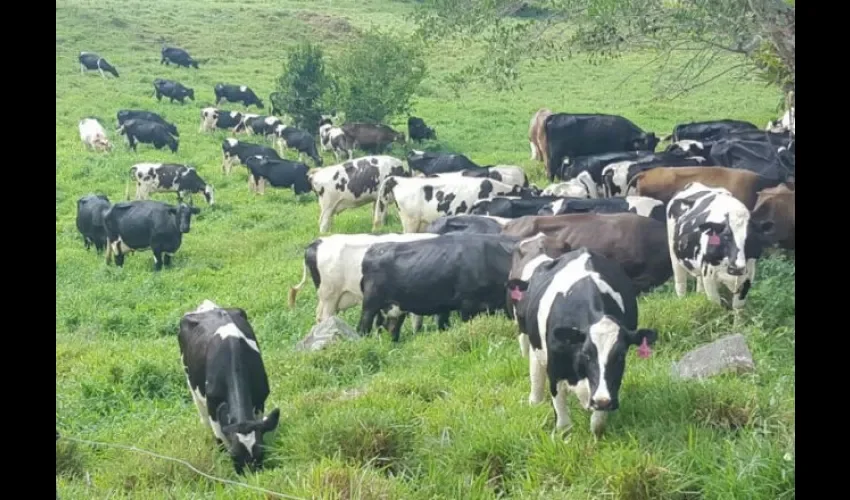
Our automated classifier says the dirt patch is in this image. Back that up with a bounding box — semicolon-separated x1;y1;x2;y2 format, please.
294;12;358;40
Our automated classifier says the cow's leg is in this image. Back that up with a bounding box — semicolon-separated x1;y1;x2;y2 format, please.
436;312;450;330
411;315;423;333
519;333;530;358
104;239;114;264
672;260;689;298
163;253;173;268
732;259;756;310
357;308;379;335
530;141;537;161
528;349;546;405
187;379;209;425
152;250;164;271
98;68;105;78
695;276;704;293
590;411;608;438
259;177;266;195
700;269;723;306
318;198;341;234
551;380;572;435
80;63;85;74
114;251;125;267
385;308;407;342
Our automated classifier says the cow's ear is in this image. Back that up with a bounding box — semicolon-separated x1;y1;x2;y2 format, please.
259;408;280;433
628;328;658;346
216;402;232;427
181;312;203;328
225;308;248;322
191;206;201;215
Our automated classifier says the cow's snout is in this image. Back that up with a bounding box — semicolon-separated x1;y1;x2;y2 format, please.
590;397;615;411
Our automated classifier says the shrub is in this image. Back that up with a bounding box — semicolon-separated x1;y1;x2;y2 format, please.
273;42;335;133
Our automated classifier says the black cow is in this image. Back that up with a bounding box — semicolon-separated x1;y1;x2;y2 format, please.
710;139;795;182
543;113;660;182
506;247;658;438
406;150;483;175
358;233;521;340
537;196;665;222
117;109;179;137
78;51;119;77
153;78;195;104
178;300;280;474
117;119;179;152
214;83;264;109
469;196;567;218
275;125;323;167
407;116;437;142
663;119;759;143
103;200;200;270
342;123;405;154
423;215;507;235
76;194;112;253
221;138;282;174
559;150;657;183
245;156;312;195
161;46;199;68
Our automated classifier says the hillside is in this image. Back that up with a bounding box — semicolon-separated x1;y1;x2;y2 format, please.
56;0;795;498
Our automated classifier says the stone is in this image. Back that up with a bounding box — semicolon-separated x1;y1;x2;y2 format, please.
295;316;360;352
672;334;755;380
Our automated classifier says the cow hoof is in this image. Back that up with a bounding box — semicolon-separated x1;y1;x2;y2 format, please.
528;394;545;405
551;424;573;441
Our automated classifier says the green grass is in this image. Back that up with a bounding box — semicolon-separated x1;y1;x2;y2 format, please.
56;0;795;498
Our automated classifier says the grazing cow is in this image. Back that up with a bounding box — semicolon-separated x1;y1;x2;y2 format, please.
244;156;311;195
342;122;405;154
662;119;759;143
214;83;264;109
76;194;112;253
406;150;482;176
308;156;408;233
426;167;529;192
103;200;201;271
288;233;440;323
200;108;244;133
274;125;322;166
178;300;280;474
628;166;780;210
601;155;710;198
709;139;795;183
667;182;773;309
78;118;111;151
358;233;522;340
559;150;657;184
469;196;568;218
153;78;195;104
423;215;509;235
543;113;660;182
538;196;665;222
540;173;597;199
407;116;437;142
161;46;199;68
127;163;215;205
319;120;352;161
221;138;282;174
506;246;658;438
233;115;275;136
117;119;179;152
528;108;552;161
751;183;795;250
766;107;795;135
78;51;119;78
372;175;527;233
117;109;179;137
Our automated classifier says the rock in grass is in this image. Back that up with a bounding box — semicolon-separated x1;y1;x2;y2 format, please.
672;334;755;380
296;316;360;351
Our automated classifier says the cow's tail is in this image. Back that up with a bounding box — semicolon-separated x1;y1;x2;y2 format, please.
288;260;308;308
602;169;615;198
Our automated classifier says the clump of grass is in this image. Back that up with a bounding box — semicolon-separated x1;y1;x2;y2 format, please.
126;361;184;400
689;383;757;431
56;439;86;479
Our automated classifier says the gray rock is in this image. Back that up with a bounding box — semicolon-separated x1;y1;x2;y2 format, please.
295;316;360;352
672;334;755;380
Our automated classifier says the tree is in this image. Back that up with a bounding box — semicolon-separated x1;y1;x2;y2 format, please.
331;28;427;124
411;0;794;101
273;42;336;133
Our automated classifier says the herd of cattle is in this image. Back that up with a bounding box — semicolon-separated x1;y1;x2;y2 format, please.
69;46;795;475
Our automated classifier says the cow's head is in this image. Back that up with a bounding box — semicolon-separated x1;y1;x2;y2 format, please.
635;132;659;152
172;202;201;233
506;233;571;301
215;403;280;474
94;135;112;151
186;88;195;101
203;184;215;205
253;96;265;109
696;215;774;276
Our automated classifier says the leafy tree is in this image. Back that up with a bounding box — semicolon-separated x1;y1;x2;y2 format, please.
273;42;336;133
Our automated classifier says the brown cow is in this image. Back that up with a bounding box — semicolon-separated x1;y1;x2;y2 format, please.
342;122;405;155
503;213;672;294
751;183;795;250
528;108;552;162
627;166;780;210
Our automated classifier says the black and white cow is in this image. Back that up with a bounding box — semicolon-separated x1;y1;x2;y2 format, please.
766;107;795;135
407;116;437;142
178;300;280;474
601;155;710;198
424;165;530;191
274;125;323;167
559;150;657;183
78;51;119;78
76;194;112;253
423;215;509;235
161;46;199;69
469;196;569;218
200;108;244;133
117;110;179;137
78;118;111;151
117;119;179;152
152;78;195;104
506;246;658;438
214;83;264;109
666;182;774;310
221;138;282;174
358;233;522;340
537;196;665;222
662;119;759;143
709;139;795;183
237;115;280;137
244;155;311;195
103;200;201;271
127;163;215;205
319;119;352;161
308;156;408;233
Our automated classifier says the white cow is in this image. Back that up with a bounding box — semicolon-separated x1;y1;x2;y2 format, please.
79;118;111;151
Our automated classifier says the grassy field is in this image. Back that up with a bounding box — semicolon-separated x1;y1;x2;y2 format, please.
56;0;795;498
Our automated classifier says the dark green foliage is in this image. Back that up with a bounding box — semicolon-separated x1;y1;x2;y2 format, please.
274;42;335;133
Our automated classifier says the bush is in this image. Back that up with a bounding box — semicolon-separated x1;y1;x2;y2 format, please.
273;42;335;133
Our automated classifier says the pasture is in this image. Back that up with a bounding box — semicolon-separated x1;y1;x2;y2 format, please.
56;0;795;498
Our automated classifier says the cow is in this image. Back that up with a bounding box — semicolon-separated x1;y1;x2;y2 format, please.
200;108;244;133
543;113;660;182
766;107;795;135
78;118;111;151
117;110;179;137
358;233;522;340
407;116;437;142
540;174;597;199
221;138;282;174
342;122;405;154
528;108;552;161
372;175;527;233
723;129;794;148
214;84;264;109
116;119;179;153
406;150;483;176
274;125;323;166
76;194;112;253
244;156;311;195
319;119;352;161
425;167;529;192
663;140;708;157
103;200;201;271
234;115;278;137
127;163;215;205
505;246;658;438
160;46;199;69
751;183;795;251
288;233;440;324
423;215;509;235
667;182;774;310
538;196;665;222
709;139;795;183
178;300;280;474
601;156;711;198
308;155;408;233
78;51;119;78
662;119;759;143
559;150;657;184
152;78;195;104
469;196;569;218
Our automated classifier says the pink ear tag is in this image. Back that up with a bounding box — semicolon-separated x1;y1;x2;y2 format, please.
637;337;651;359
708;234;721;245
510;287;524;301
